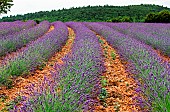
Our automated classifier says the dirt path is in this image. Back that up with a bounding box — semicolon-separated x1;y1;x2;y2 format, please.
94;35;141;112
154;49;170;63
0;25;54;66
0;27;75;111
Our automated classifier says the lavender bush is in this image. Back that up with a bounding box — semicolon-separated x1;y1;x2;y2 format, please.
0;21;68;87
100;22;170;56
10;22;105;112
9;77;59;112
84;22;170;112
0;21;50;57
0;20;36;37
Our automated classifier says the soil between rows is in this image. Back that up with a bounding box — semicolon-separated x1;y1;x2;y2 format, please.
94;35;141;112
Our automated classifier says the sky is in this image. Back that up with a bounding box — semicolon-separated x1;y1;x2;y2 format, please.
1;0;170;18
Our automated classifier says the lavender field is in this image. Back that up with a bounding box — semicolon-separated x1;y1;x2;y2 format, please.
0;21;169;112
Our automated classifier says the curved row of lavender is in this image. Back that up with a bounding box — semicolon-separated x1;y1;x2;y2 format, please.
101;22;170;38
0;21;50;57
83;22;170;111
10;22;105;112
0;20;36;37
131;23;170;38
0;21;68;87
100;22;170;56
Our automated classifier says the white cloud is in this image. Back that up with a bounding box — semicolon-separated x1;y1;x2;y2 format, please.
1;0;170;18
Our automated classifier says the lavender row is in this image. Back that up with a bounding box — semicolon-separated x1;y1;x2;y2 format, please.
84;22;170;111
0;21;68;87
11;22;105;112
0;20;36;37
130;23;170;38
100;22;170;56
100;22;170;38
0;21;50;57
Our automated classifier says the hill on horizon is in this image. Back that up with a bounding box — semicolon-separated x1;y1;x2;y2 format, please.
0;4;170;22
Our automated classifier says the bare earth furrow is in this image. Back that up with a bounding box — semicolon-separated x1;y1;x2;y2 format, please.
154;49;170;63
94;35;141;112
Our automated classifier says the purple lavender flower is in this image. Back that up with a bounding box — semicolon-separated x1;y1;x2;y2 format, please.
0;21;68;86
83;22;170;111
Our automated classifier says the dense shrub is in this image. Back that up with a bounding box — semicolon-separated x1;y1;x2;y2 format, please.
108;16;133;22
145;10;170;23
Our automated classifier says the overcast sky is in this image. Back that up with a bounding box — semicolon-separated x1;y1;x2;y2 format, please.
1;0;170;18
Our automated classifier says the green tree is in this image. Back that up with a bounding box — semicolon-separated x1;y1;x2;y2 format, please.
121;16;133;22
109;16;133;22
157;10;170;23
111;17;121;22
0;0;13;14
145;13;158;22
145;10;170;23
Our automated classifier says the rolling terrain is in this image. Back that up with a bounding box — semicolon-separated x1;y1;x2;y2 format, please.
0;20;169;112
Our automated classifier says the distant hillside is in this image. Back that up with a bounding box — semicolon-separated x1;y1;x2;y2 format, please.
0;4;170;22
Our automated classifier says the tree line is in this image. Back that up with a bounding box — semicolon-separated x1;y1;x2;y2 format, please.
0;4;170;22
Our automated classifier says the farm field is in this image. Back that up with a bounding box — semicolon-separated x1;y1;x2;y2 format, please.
0;21;169;112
